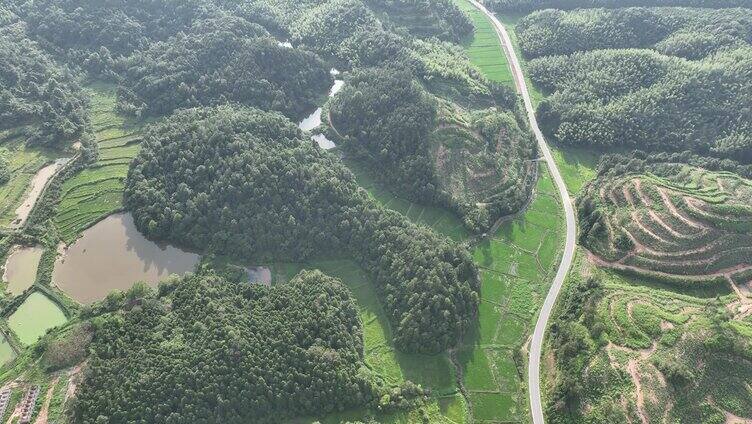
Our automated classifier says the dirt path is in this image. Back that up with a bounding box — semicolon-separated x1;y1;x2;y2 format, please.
657;188;708;230
587;250;752;283
33;377;58;424
627;360;649;424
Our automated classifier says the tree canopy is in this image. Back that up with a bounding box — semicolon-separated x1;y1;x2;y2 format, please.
124;106;480;352
117;16;331;119
0;16;87;145
518;7;752;59
531;47;752;162
73;271;379;423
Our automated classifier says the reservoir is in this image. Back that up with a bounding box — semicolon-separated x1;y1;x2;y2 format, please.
52;213;200;303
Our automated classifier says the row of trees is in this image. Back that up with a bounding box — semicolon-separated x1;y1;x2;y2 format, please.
0;18;87;145
517;7;752;59
124;106;480;353
73;271;383;423
530;48;752;162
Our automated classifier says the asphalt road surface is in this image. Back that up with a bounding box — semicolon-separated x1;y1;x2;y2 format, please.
465;1;578;423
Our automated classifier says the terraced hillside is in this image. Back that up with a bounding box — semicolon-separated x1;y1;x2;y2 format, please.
430;100;537;230
578;161;752;291
54;84;142;243
545;255;752;423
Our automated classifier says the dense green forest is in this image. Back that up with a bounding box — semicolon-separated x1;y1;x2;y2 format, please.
517;7;752;59
124;106;479;353
487;0;752;13
0;8;87;145
73;271;409;423
9;0;211;57
117;15;331;119
519;8;752;162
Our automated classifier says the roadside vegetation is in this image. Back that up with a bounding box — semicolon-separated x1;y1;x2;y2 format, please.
486;0;752;13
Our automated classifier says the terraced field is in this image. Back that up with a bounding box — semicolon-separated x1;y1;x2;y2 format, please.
54;84;142;243
429;100;537;230
0;129;65;228
545;253;752;423
453;0;514;85
578;163;752;293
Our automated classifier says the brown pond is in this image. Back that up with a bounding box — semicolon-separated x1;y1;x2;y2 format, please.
3;246;44;295
52;213;200;303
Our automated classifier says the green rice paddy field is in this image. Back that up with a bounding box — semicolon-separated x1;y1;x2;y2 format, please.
54;83;143;243
454;0;514;85
8;292;67;345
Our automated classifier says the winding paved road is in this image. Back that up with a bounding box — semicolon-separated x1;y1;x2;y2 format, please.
465;1;577;423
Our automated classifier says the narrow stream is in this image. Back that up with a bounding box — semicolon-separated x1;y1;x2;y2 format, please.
299;68;344;150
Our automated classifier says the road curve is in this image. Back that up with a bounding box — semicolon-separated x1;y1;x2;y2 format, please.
465;1;577;423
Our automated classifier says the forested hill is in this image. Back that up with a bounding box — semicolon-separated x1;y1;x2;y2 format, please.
517;7;752;163
124;106;480;353
517;7;752;59
0;8;87;145
116;15;332;119
74;271;390;423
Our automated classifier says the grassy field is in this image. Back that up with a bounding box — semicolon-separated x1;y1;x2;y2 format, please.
0;129;65;228
54;83;142;243
345;157;471;242
453;0;514;86
0;335;15;365
8;292;67;345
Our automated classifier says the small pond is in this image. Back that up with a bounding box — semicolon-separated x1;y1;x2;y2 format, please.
52;213;200;304
8;292;67;345
298;68;344;150
3;246;44;295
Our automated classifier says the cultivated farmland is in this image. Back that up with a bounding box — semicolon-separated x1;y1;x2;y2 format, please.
343;160;564;422
453;0;514;85
54;84;142;243
578;162;752;291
